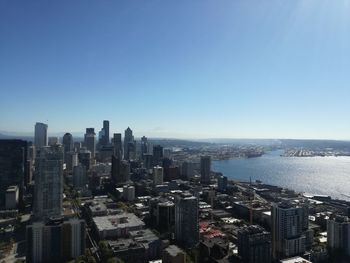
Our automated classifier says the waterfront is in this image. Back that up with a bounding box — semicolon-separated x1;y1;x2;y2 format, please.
212;150;350;201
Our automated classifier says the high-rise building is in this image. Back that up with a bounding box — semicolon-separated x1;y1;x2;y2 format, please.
62;133;74;154
327;215;350;255
271;202;306;260
181;161;196;179
153;166;164;185
26;217;86;263
48;137;59;146
175;192;199;248
0;139;27;207
34;122;48;148
141;136;148;158
78;148;91;171
33;145;64;220
200;156;211;184
153;145;163;165
218;175;228;192
99;120;110;146
124;127;135;160
73;164;87;189
84;128;96;159
123;185;135;201
157;201;175;233
120;160;131;183
237;225;271;263
65;151;78;171
112;133;122;159
111;155;121;183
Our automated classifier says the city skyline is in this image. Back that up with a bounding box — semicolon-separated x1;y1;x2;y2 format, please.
1;1;350;139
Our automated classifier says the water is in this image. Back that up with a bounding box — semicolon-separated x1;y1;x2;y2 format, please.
212;150;350;201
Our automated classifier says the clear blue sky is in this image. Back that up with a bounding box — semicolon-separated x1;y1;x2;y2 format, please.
1;0;350;139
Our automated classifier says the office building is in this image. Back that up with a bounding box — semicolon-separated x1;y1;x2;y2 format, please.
73;164;87;189
156;201;175;233
98;120;110;146
120;160;131;183
48;137;59;146
163;245;186;263
62;133;73;154
0;139;27;207
123;185;135;201
78;148;91;170
153;145;163;165
141;136;148;157
65;151;78;171
112;133;122;158
34;145;64;220
34;122;48;148
111;155;121;183
84;128;96;159
93;212;145;239
181;161;196;179
124;127;134;160
143;153;153;169
26;217;86;263
237;225;271;263
327;215;350;255
218;175;228;192
175;192;199;248
200;156;211;184
272;202;306;260
5;185;19;210
153;166;164;185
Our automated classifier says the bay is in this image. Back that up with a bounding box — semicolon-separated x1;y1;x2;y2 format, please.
212;150;350;201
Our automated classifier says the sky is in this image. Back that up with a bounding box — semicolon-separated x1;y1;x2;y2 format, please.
1;0;350;139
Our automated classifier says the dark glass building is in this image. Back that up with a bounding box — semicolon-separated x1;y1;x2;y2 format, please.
0;139;27;207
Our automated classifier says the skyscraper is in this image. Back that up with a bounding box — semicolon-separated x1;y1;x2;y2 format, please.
200;156;211;184
111;155;121;184
124;127;134;160
113;133;122;159
73;164;87;189
271;202;306;260
33;145;64;220
99;120;110;146
141;136;148;158
26;217;86;263
62;133;74;154
84;128;96;159
34;122;48;148
152;145;163;166
327;215;350;256
0;139;27;207
175;192;199;248
237;225;271;263
153;166;164;185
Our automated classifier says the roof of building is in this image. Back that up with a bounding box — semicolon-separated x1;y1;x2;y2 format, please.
280;256;312;263
164;245;185;257
93;213;145;231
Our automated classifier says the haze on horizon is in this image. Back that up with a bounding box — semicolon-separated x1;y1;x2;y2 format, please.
1;0;350;140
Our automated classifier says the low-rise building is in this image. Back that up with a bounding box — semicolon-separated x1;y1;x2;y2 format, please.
93;212;145;239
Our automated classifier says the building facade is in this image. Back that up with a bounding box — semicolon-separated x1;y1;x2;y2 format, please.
34;145;64;220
